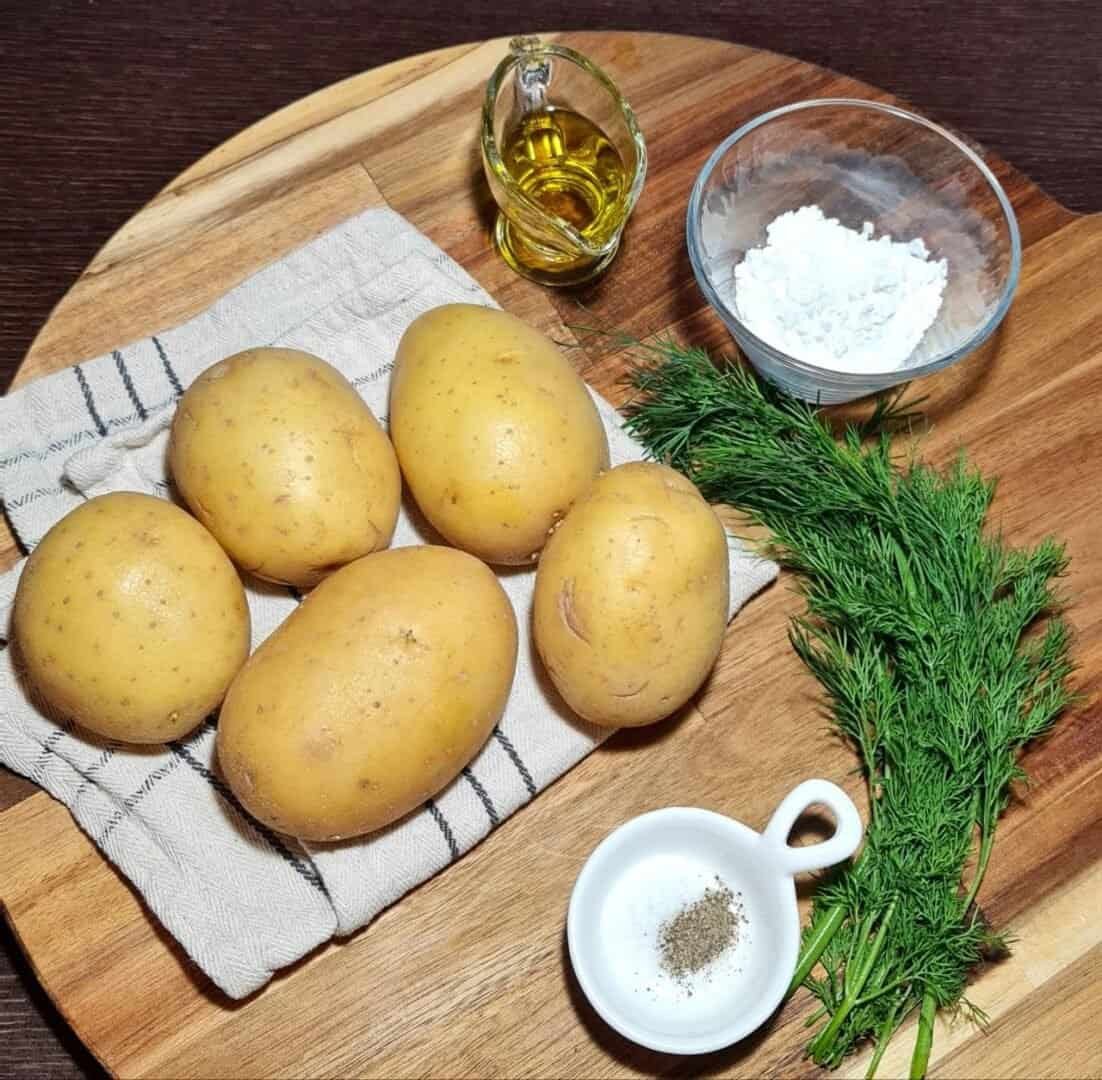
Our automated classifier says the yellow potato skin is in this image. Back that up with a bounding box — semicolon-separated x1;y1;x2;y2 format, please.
13;492;251;744
217;545;518;841
533;462;729;727
389;304;610;565
169;347;400;589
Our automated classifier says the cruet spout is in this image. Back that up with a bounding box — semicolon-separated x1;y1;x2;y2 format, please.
510;36;551;116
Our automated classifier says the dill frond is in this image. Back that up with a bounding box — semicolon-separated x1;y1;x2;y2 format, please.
624;343;1076;1075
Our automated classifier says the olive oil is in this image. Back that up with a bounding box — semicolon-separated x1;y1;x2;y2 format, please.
499;106;629;273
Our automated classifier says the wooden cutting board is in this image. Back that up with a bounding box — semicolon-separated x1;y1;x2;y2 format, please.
1;30;1100;1080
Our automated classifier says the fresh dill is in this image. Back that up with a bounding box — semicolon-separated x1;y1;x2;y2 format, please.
623;342;1075;1077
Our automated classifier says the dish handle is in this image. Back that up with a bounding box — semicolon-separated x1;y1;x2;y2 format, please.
763;779;864;876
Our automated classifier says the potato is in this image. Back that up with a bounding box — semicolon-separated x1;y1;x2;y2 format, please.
217;545;518;841
533;462;729;727
169;347;400;589
389;304;609;565
13;492;250;744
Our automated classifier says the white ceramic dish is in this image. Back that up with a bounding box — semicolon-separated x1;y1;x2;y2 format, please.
566;779;863;1055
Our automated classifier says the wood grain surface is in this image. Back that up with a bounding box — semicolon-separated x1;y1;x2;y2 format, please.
1;21;1100;1080
2;1;1100;392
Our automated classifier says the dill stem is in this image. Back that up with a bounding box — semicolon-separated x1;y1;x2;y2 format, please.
841;915;865;998
852;974;912;1009
804;1004;828;1029
866;1038;889;1080
787;904;846;998
859;735;881;819
963;826;996;911
811;899;897;1062
865;992;908;1080
909;989;938;1079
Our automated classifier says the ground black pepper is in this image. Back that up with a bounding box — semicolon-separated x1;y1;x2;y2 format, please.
657;877;743;981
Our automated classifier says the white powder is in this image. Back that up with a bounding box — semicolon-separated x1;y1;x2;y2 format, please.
731;205;948;374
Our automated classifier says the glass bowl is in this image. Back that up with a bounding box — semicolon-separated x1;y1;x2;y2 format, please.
686;99;1021;404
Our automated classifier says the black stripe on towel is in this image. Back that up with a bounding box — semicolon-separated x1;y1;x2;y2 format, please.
6;485;64;511
152;335;184;398
492;728;537;798
425;799;460;860
462;766;499;826
70;715;214;811
73;365;108;437
168;740;329;896
98;755;184;846
351;363;395;389
30;726;70;785
113;350;148;421
73;742;120;804
96;714;217;846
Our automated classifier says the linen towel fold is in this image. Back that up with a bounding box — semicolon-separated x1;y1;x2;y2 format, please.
0;207;777;998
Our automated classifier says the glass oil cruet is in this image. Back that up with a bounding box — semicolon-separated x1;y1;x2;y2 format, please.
481;37;647;287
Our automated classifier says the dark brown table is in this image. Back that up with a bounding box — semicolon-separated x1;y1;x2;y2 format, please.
0;2;1099;1076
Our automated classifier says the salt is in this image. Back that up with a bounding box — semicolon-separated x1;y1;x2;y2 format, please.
730;205;948;374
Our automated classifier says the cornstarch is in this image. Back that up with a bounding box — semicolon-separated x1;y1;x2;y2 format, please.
732;205;948;374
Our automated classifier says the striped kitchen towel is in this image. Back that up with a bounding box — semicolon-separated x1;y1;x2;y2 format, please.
0;207;777;999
